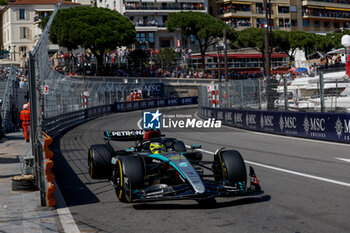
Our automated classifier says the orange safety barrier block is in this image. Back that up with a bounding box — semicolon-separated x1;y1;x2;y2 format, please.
47;182;56;207
43;132;56;207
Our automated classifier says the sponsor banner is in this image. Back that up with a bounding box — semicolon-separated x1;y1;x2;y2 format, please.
201;107;350;144
142;83;164;98
114;97;198;112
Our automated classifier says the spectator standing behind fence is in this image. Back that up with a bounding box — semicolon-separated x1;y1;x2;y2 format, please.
20;104;30;142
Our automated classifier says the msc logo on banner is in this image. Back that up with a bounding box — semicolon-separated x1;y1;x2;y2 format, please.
143;110;162;129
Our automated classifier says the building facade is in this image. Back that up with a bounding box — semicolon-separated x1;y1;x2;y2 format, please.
97;0;208;49
293;0;350;33
1;0;79;66
214;0;350;33
215;0;291;31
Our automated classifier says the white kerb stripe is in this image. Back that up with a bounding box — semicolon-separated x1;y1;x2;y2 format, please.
53;181;81;233
336;158;350;163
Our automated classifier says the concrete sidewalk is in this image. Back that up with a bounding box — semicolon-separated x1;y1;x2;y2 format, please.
0;131;60;233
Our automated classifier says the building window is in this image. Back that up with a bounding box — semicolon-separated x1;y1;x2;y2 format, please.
334;22;340;29
291;19;297;27
290;6;296;12
303;20;309;27
324;21;330;28
19;46;27;57
314;21;320;27
19;9;25;20
20;27;28;39
148;32;155;48
257;18;264;28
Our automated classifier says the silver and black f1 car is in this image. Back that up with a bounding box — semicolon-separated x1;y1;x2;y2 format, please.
88;129;262;203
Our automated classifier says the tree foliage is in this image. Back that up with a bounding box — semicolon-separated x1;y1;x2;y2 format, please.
47;6;136;72
157;48;178;68
0;0;7;5
236;28;264;52
167;11;236;70
128;49;149;70
235;29;350;63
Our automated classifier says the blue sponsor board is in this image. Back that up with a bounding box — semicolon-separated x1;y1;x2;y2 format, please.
201;107;350;144
142;83;164;98
114;97;198;113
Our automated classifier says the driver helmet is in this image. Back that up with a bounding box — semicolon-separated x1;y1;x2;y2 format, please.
149;142;166;154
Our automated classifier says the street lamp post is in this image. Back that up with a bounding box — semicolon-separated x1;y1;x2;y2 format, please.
223;27;228;82
264;0;273;110
13;45;16;62
217;44;222;82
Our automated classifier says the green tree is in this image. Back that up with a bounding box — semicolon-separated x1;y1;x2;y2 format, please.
236;28;264;52
167;11;236;70
157;48;178;71
0;0;7;5
272;30;291;58
46;6;136;73
128;49;149;70
235;28;267;69
330;30;350;49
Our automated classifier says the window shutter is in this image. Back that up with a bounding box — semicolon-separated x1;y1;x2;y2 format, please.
16;9;19;20
20;27;23;39
25;10;29;20
27;28;31;39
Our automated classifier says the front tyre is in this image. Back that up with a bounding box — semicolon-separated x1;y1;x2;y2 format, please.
114;156;144;203
213;150;247;186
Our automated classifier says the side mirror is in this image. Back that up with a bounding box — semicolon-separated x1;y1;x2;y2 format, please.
191;145;201;150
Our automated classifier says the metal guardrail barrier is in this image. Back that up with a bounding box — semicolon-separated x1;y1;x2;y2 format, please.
42;97;198;138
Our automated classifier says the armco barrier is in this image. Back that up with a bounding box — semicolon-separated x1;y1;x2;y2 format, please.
43;97;197;137
200;106;350;144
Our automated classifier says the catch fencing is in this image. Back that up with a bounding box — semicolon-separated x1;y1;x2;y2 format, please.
198;72;350;113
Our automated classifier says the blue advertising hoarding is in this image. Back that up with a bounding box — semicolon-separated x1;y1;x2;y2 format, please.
201;107;350;144
113;97;198;113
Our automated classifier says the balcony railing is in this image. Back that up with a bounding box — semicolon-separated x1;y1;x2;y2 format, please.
134;22;166;27
303;10;350;19
304;0;350;4
125;5;205;11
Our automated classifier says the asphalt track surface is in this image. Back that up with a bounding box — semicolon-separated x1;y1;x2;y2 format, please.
52;105;350;233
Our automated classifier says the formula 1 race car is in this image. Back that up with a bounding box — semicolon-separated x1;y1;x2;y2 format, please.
88;129;262;203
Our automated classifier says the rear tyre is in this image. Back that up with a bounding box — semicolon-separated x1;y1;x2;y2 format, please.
213;150;247;185
88;144;114;179
114;156;144;203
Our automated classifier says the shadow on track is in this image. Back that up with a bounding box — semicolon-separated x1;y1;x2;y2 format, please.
52;137;100;206
133;194;271;210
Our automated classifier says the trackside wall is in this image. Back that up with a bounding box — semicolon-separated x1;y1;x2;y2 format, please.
200;106;350;144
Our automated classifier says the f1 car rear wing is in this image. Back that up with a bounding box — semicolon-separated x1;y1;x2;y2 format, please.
104;129;162;141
